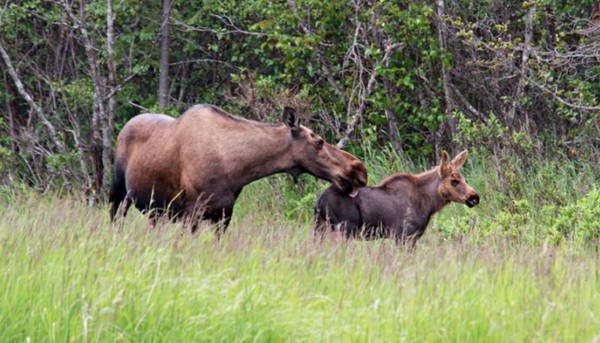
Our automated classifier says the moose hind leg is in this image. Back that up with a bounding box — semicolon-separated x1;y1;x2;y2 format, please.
116;195;132;222
108;161;128;221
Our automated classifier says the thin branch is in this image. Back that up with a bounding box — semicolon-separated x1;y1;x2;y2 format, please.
449;84;488;123
128;101;151;112
528;77;600;111
174;18;267;37
337;41;404;148
102;73;137;101
0;41;65;152
169;58;240;70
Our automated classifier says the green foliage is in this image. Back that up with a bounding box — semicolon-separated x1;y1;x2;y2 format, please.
2;0;600;187
46;151;80;176
546;188;600;243
455;112;507;147
0;118;13;176
438;187;600;246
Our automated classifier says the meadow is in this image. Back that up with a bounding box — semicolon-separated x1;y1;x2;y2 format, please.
1;153;599;342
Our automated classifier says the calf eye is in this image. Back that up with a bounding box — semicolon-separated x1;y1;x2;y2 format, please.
315;139;324;150
451;180;459;187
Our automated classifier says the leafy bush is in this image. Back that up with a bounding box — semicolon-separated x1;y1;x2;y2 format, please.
545;189;600;244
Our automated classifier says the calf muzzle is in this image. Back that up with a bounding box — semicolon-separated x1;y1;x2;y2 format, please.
466;194;480;208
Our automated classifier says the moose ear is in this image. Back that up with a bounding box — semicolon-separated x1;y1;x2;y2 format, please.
439;150;451;177
451;150;468;170
283;107;298;128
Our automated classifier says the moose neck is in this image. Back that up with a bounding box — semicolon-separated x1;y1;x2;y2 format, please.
228;124;296;189
414;167;450;216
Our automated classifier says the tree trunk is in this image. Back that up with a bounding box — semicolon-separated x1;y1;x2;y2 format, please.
436;0;456;143
63;0;111;198
158;0;171;109
508;4;535;130
383;60;402;152
104;0;117;191
176;61;190;110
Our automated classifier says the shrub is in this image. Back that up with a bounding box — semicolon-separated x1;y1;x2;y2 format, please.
546;188;600;244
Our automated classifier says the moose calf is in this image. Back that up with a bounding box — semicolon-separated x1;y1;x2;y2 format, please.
314;150;480;246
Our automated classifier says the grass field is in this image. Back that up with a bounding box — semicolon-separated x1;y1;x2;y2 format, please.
1;155;599;342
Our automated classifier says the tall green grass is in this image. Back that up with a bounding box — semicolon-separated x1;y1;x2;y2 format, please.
243;149;599;244
1;187;599;341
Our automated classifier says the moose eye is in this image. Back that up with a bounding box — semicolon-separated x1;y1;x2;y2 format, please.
451;180;460;187
315;139;324;150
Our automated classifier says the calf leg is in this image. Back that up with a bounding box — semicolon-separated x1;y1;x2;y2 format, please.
342;221;361;239
313;207;330;241
394;224;424;251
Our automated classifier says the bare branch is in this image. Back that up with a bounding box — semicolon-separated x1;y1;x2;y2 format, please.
0;41;65;153
527;77;600;111
169;58;240;71
337;41;404;148
102;73;137;101
173;17;267;37
449;84;488;123
128;101;151;112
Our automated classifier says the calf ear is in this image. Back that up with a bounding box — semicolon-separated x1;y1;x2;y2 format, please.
451;150;468;170
283;107;298;128
439;150;451;177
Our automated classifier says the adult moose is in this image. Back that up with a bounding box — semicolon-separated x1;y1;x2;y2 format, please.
314;150;479;246
109;104;367;231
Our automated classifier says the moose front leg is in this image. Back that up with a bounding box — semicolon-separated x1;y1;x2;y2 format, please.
394;221;425;250
200;206;234;237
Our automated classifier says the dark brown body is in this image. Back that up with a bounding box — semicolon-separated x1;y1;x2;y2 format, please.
315;151;479;244
109;104;367;230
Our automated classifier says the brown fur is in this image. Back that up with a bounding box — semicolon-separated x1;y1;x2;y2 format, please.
110;104;367;230
314;150;479;246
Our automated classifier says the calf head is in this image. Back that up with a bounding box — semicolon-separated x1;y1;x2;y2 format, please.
437;150;480;208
